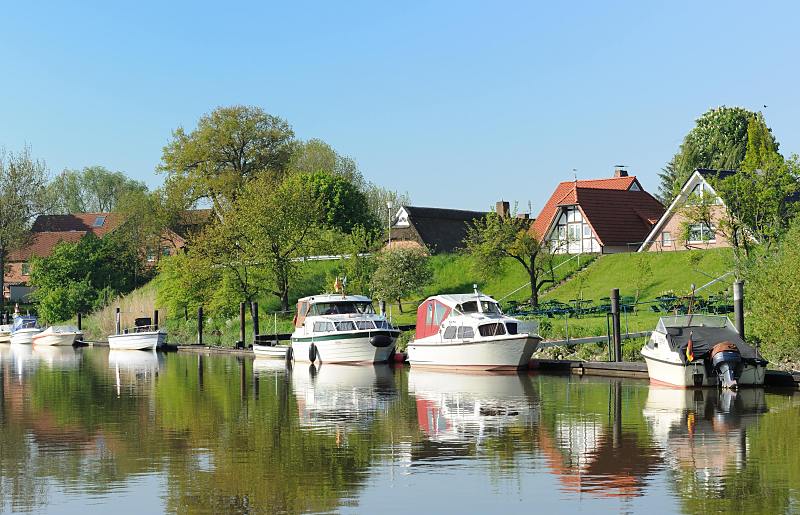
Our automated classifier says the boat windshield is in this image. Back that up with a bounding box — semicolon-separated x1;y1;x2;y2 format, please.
456;301;501;314
310;302;375;315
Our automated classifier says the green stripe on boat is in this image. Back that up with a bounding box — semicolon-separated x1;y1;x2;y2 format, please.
292;330;399;343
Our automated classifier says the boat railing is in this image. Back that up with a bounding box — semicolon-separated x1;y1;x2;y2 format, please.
122;324;162;334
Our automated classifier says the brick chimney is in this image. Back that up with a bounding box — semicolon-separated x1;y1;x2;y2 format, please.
614;166;628;178
516;213;529;219
496;200;510;218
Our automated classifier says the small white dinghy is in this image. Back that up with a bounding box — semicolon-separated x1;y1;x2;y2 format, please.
407;287;541;371
32;326;81;346
0;324;11;343
253;338;291;360
641;315;767;389
108;316;166;351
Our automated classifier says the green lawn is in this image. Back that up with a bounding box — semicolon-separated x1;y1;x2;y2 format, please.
542;248;733;304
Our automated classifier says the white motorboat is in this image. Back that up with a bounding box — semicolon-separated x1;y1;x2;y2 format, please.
407;288;541;371
10;316;43;345
32;325;81;346
108;329;167;350
641;315;767;389
290;294;399;364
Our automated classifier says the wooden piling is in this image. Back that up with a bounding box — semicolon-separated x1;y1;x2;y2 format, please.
734;280;745;337
239;302;246;348
153;309;159;330
610;289;622;362
115;307;121;335
77;312;82;331
251;302;259;342
197;306;204;345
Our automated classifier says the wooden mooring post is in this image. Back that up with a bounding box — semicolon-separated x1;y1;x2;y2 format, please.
239;302;246;348
610;288;622;362
77;312;82;331
251;302;259;342
734;280;745;338
153;309;159;330
197;306;204;345
115;307;121;335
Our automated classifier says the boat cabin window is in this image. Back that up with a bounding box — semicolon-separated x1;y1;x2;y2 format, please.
374;320;392;329
505;322;518;334
355;320;375;330
443;326;457;339
334;321;356;331
313;321;335;332
456;326;474;339
457;301;501;314
458;301;479;313
481;301;500;314
478;323;506;337
310;301;375;315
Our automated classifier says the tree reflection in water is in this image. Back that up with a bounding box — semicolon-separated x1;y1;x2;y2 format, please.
0;346;799;514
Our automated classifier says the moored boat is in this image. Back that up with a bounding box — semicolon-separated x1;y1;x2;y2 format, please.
253;339;290;360
0;324;11;343
32;325;81;346
407;288;541;371
641;315;767;389
290;294;399;364
108;329;167;350
10;316;43;345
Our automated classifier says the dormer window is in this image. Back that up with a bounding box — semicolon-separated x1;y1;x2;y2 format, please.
93;215;106;227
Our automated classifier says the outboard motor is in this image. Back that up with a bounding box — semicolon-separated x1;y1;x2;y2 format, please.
710;341;743;390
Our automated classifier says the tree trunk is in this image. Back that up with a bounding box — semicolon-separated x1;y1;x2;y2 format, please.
529;270;539;308
0;250;5;311
397;298;403;313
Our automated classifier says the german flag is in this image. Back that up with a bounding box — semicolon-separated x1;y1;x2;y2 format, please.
686;331;694;362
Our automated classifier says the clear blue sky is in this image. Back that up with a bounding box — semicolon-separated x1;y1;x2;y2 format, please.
2;1;798;213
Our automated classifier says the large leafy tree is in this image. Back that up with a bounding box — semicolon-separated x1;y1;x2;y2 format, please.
465;209;558;308
0;147;48;306
158;105;295;217
45;166;147;214
659;106;770;202
230;173;325;311
370;247;433;313
299;171;378;233
288;138;364;189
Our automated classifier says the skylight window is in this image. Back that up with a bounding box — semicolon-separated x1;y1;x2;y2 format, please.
93;215;106;227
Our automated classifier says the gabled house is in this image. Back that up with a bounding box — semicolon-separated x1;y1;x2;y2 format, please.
638;169;737;252
388;205;490;254
532;169;665;254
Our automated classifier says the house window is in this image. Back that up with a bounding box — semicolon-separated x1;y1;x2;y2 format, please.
568;224;581;241
688;181;721;205
582;225;591;238
688;223;716;244
146;248;157;262
93;215;106;227
161;246;171;257
662;232;673;246
21;262;30;276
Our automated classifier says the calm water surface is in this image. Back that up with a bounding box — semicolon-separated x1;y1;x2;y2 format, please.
1;344;799;514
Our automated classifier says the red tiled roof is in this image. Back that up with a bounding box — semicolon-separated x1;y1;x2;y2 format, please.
575;188;665;246
30;212;121;236
8;231;88;261
532;176;638;238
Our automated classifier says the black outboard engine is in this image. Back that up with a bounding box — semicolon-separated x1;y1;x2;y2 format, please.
710;342;743;390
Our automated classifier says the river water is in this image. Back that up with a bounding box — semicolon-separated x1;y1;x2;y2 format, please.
1;345;798;514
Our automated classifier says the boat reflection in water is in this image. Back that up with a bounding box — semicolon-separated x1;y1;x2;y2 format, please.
108;349;163;395
291;363;398;433
5;342;38;380
408;369;538;445
643;386;768;486
33;345;83;370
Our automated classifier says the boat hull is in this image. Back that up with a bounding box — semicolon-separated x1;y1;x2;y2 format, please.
642;354;766;387
253;343;290;359
291;332;396;364
108;331;166;351
32;332;79;346
10;329;42;345
407;335;540;371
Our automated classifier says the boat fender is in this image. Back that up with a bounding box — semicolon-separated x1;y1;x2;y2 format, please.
370;334;392;348
309;343;318;362
285;345;294;366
